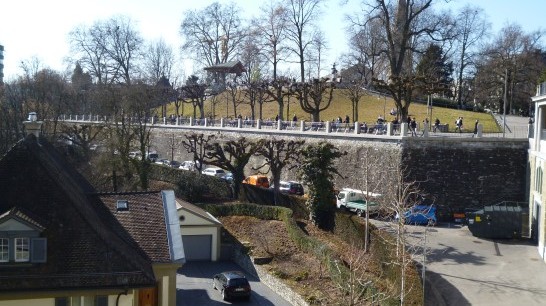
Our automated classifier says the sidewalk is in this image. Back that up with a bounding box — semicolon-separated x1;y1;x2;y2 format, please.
372;220;546;305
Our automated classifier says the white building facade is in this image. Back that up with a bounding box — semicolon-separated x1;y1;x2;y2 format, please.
529;82;546;261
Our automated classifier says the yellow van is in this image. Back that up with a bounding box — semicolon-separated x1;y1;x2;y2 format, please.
243;175;270;188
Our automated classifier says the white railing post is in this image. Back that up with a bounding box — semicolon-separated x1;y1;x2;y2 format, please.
189;117;193;126
220;118;225;127
300;120;305;132
204;118;208;127
326;121;331;133
477;124;483;138
163;117;166;125
277;120;282;130
354;122;360;134
401;122;408;137
237;118;242;128
257;119;262;129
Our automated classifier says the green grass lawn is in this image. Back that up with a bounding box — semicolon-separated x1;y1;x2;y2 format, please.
164;89;500;133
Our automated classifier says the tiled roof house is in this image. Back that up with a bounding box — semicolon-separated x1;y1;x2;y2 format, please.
0;116;184;306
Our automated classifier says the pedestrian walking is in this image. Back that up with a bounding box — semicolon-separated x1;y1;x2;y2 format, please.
472;119;479;137
455;117;463;133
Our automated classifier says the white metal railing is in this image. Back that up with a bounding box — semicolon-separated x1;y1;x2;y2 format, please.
55;114;530;139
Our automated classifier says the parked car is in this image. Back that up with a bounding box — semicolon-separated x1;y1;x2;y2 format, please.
223;171;234;183
243;175;270;188
164;160;181;168
212;271;251;301
155;158;169;165
146;152;159;162
336;188;382;209
278;181;304;196
396;204;437;226
202;167;227;178
128;151;142;159
179;160;199;171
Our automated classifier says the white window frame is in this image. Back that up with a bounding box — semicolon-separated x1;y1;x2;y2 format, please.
0;238;8;262
15;237;30;262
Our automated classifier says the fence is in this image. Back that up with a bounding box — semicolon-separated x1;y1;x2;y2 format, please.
56;114;531;140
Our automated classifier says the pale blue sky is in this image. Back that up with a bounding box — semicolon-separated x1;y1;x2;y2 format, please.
1;0;544;81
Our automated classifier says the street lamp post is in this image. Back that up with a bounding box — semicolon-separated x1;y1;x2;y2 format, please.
383;94;387;120
503;68;508;138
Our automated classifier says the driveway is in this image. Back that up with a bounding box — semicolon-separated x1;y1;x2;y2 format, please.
373;220;546;306
177;261;292;306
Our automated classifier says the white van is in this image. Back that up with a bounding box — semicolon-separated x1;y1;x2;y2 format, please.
336;188;382;209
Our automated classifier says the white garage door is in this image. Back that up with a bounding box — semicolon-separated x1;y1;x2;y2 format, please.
182;235;212;261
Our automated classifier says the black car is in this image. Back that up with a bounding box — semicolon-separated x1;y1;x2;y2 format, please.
279;181;305;196
212;271;251;301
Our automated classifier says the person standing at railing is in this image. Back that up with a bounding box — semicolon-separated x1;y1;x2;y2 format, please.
344;115;350;132
433;118;440;133
410;118;417;137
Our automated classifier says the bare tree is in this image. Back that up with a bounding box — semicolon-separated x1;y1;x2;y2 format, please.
475;24;544;115
70;16;144;85
339;80;368;122
344;17;386;85
308;30;329;78
291;77;335;122
285;0;322;83
452;5;489;108
225;79;244;118
181;132;215;173
205;137;260;199
143;38;175;85
254;138;305;204
378;164;428;305
256;0;289;80
58;123;105;162
179;75;208;119
180;2;246;68
359;0;453;121
240;31;269;120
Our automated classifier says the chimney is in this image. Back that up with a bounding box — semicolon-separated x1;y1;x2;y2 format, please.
23;112;43;137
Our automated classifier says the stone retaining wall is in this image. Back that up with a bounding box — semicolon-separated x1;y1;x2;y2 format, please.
151;128;529;212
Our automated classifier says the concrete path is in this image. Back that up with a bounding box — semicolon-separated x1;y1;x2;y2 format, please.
372;220;546;306
177;261;292;306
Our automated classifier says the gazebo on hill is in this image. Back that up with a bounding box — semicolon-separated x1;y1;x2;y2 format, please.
204;61;246;76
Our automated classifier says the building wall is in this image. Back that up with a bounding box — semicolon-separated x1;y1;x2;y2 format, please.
0;291;135;306
152;263;181;306
180;226;220;261
530;96;546;262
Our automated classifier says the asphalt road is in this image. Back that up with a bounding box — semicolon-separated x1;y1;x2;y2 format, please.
372;220;546;306
177;261;292;306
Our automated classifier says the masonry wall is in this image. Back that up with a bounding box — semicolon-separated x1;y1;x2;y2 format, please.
401;138;529;209
150;127;529;212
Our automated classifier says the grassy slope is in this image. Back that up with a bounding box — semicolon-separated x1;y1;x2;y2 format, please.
165;89;500;133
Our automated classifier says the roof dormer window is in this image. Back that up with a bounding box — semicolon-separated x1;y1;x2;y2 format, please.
0;207;47;264
0;238;8;262
116;200;129;212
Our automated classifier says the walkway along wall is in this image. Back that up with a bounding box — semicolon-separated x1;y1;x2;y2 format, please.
150;127;529;214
